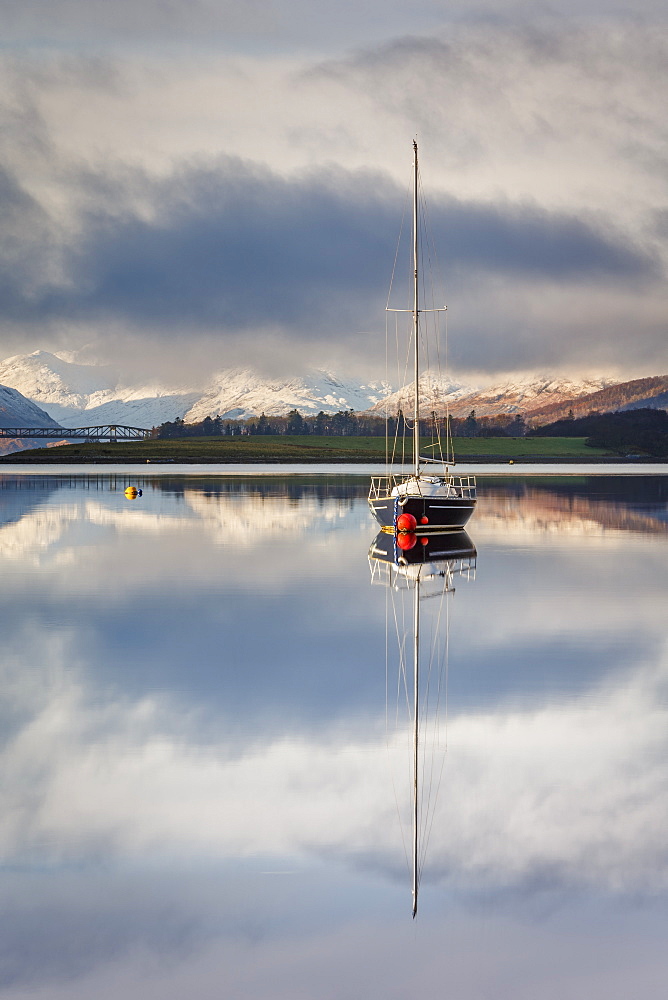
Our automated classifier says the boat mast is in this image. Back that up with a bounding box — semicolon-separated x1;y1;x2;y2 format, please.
412;570;420;918
413;139;420;479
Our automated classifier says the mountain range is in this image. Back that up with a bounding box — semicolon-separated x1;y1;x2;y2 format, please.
371;373;624;421
0;352;392;428
521;375;668;425
0;352;667;455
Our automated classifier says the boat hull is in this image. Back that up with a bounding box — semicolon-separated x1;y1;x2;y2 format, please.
369;529;476;566
369;494;476;531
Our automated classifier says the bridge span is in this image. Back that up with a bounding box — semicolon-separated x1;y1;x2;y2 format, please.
0;425;152;442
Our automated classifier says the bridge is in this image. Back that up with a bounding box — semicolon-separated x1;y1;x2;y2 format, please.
0;425;152;442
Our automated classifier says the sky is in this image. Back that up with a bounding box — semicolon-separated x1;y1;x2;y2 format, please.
1;0;667;384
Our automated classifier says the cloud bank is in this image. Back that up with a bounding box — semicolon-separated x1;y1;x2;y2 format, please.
0;15;667;380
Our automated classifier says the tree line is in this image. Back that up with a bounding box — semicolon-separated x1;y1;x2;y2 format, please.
152;409;529;439
528;407;668;456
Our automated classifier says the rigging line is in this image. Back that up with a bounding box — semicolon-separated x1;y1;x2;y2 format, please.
390;310;412;470
417;177;433;379
390;585;411;728
420;588;451;870
414;578;451;867
416;172;450;467
417;168;452;465
389;573;410;728
385;309;389;468
445;593;450;752
444;308;452;465
385;583;390;736
385;584;412;877
418;614;443;871
431;585;449;741
421;585;455;873
389;314;400;469
417;176;442;372
421;714;450;873
386;173;412;311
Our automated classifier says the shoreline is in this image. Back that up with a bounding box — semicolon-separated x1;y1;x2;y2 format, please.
1;453;665;467
1;462;668;477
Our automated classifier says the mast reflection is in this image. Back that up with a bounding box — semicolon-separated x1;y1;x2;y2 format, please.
369;529;477;917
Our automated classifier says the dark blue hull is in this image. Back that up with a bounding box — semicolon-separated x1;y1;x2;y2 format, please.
369;529;476;565
369;494;476;531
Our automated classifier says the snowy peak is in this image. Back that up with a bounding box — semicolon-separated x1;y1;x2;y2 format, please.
186;368;393;422
0;382;61;429
370;370;481;415
449;375;621;418
0;353;394;427
0;351;117;409
0;351;661;430
371;373;623;418
0;352;200;428
525;374;668;425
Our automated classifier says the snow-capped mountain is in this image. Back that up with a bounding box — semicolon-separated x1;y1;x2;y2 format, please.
1;352;659;435
0;352;201;427
0;352;393;427
525;375;668;425
373;373;622;418
449;375;622;418
0;351;117;408
185;369;392;422
369;370;478;416
0;383;61;429
0;379;63;455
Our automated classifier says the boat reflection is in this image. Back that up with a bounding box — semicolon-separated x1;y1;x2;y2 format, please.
368;530;476;917
369;529;477;583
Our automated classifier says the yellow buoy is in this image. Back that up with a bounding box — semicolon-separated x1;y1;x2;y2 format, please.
508;459;514;465
124;486;139;498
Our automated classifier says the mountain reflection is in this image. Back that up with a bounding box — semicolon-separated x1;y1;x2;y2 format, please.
478;476;668;536
2;473;667;545
0;472;667;998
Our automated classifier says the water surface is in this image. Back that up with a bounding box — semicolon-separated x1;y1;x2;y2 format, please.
0;472;667;999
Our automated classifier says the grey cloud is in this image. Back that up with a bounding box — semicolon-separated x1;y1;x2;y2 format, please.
0;0;256;44
0;0;463;52
0;166;59;317
3;0;667;49
2;17;668;375
313;20;668;180
3;158;657;345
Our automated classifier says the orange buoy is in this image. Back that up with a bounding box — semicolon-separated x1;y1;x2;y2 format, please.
396;512;417;533
397;532;417;550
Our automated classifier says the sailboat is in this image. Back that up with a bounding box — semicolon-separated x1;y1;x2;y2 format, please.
369;528;477;917
369;141;477;532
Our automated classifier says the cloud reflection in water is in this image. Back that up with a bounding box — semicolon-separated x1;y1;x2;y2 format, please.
0;473;667;997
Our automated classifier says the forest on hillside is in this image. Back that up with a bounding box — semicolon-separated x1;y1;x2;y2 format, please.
528;408;668;456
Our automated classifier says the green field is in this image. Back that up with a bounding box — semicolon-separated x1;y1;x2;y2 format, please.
0;435;616;463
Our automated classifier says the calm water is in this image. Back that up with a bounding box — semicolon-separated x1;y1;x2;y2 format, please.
1;472;667;999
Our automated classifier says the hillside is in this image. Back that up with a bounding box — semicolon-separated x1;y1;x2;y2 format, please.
0;383;61;429
0;381;64;456
372;373;620;418
525;375;668;426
